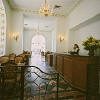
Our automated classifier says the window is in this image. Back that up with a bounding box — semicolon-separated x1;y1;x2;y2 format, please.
31;35;46;54
0;0;6;56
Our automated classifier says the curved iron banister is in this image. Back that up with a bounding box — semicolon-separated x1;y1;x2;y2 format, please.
0;65;59;100
0;65;58;80
0;65;58;75
0;64;87;100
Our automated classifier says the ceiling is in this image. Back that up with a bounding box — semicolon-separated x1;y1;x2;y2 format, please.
8;0;80;16
24;14;56;31
8;0;80;31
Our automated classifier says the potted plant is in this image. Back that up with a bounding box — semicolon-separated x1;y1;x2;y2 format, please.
82;36;100;56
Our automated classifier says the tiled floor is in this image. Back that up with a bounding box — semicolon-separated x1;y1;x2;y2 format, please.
24;54;86;100
30;53;53;72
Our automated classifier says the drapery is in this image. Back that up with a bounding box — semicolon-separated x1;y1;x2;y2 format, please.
0;0;6;56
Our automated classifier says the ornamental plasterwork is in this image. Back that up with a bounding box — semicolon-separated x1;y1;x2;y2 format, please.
7;0;83;18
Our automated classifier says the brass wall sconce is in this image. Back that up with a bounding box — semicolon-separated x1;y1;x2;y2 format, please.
59;36;64;42
12;33;19;41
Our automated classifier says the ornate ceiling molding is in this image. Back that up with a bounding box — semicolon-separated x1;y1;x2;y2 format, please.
7;0;82;18
24;28;51;32
7;0;65;17
13;7;65;17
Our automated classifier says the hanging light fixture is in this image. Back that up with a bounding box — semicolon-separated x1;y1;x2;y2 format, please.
36;24;40;34
39;0;54;16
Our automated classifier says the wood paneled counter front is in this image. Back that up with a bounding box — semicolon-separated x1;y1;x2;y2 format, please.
54;53;99;91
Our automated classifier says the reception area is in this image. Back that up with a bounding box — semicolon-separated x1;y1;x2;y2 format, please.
0;0;100;100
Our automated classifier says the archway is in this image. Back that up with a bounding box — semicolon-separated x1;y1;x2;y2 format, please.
31;35;46;56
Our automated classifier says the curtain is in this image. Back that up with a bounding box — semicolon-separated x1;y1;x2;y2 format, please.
0;1;6;56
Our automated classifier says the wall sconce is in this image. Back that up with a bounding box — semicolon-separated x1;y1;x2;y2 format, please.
60;36;64;42
12;33;19;41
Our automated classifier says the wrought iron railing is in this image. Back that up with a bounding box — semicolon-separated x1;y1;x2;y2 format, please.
0;64;88;100
0;65;59;100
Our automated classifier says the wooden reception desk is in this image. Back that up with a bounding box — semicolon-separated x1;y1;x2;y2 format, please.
53;53;100;91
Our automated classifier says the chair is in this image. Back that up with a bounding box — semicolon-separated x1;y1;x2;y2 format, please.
1;65;21;99
41;51;45;56
0;56;9;65
15;56;24;65
21;51;30;65
9;53;16;63
45;51;51;61
3;65;18;82
23;55;29;65
19;53;25;58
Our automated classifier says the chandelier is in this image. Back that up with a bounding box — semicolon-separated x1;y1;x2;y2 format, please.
39;0;54;16
36;24;40;34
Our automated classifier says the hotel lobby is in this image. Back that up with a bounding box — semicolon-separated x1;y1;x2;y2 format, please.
0;0;100;100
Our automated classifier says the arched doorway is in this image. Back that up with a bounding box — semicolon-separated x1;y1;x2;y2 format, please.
31;35;46;56
31;35;46;66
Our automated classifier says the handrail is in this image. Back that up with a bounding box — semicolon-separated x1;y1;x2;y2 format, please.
0;65;59;100
0;65;58;75
0;64;87;100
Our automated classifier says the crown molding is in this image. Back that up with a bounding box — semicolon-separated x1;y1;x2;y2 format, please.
6;0;82;18
6;0;65;17
65;0;83;17
13;7;65;17
24;28;51;32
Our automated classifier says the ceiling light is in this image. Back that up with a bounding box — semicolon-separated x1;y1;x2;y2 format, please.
36;24;40;34
0;8;3;11
39;0;54;16
54;5;62;9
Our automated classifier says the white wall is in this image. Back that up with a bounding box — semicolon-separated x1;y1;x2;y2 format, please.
2;0;12;55
64;0;100;56
10;10;24;55
51;28;56;52
69;0;100;29
2;0;24;55
70;16;100;55
23;29;52;52
56;17;67;52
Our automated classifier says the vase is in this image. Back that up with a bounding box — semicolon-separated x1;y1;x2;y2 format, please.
88;49;94;56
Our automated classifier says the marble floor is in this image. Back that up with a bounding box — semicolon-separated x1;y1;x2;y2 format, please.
30;53;52;72
24;53;86;100
0;53;86;100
